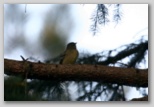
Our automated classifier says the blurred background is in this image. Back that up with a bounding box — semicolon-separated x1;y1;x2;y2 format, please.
4;4;148;101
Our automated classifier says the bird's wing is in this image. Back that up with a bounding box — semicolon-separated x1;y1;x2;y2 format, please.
59;51;67;64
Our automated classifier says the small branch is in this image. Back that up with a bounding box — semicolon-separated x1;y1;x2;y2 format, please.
4;59;148;87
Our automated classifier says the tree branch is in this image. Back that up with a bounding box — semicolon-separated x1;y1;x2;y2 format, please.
4;59;148;87
130;96;148;101
98;41;148;65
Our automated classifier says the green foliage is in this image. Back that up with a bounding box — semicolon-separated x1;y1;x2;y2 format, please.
4;76;71;101
4;76;43;101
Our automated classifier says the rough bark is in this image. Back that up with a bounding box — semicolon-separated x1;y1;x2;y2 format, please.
4;59;148;87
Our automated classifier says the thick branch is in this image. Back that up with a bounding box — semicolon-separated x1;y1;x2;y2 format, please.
4;59;148;87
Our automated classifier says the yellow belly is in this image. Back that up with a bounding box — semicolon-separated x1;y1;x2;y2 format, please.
62;50;78;64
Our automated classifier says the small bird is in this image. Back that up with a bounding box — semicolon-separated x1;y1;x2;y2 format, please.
60;42;79;64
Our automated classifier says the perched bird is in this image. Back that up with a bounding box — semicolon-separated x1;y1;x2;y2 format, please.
60;42;78;64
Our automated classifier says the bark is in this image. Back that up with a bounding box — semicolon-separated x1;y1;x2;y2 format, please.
4;59;148;87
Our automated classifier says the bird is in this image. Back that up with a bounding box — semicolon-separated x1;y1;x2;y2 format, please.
60;42;79;64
